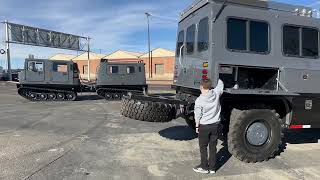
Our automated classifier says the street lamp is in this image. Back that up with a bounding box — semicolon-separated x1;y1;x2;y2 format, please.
145;12;152;79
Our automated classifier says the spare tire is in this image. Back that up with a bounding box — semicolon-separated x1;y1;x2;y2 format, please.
121;98;176;123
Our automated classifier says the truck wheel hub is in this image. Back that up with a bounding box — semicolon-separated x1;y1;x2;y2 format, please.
246;121;269;146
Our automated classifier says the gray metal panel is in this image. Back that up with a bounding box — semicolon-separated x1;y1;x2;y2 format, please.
174;1;320;94
281;68;320;94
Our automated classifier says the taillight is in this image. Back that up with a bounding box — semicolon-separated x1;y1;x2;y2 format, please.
202;62;209;80
174;65;179;79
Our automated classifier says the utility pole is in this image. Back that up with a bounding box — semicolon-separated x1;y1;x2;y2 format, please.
145;12;152;79
87;37;90;81
5;20;12;81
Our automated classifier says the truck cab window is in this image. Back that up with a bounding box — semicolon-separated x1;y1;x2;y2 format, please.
198;17;209;52
250;21;269;53
228;18;269;53
283;26;300;56
302;28;319;57
227;18;247;51
283;25;319;58
186;24;196;54
176;30;184;56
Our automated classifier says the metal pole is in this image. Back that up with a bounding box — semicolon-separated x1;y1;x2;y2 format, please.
5;20;12;81
87;37;90;81
145;13;151;79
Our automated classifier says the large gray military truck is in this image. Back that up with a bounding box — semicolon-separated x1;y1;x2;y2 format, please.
96;59;147;100
17;58;81;101
121;0;320;163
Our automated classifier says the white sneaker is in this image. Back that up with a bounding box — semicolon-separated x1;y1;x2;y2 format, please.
209;170;216;174
193;165;209;174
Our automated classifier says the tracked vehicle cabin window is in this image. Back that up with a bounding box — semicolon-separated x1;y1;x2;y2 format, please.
198;17;209;52
283;25;319;58
227;18;269;53
109;66;119;74
186;24;195;54
176;31;184;56
53;63;68;73
28;61;43;72
127;66;135;74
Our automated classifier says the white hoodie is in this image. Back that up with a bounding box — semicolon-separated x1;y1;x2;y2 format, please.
194;79;224;125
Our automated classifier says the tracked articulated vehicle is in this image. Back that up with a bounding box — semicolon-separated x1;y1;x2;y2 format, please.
121;0;320;163
17;58;147;101
96;59;147;100
17;59;80;101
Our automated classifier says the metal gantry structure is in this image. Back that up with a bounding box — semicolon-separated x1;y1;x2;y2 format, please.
2;20;90;81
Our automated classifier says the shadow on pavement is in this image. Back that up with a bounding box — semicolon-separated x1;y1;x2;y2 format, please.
158;126;198;141
216;141;232;171
285;129;320;144
77;95;104;101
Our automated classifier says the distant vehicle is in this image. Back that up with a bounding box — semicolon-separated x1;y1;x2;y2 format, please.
96;59;147;100
17;59;81;101
121;0;320;163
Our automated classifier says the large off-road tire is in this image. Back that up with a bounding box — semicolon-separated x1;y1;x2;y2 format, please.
184;114;196;130
228;106;285;163
121;98;176;122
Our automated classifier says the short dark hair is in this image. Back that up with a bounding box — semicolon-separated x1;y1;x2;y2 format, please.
200;78;212;90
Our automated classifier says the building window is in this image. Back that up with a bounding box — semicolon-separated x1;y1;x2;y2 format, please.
28;61;43;72
227;18;269;53
83;65;88;74
176;30;184;56
109;66;119;74
283;25;319;58
186;24;196;54
127;66;135;74
198;17;209;52
53;63;68;73
155;64;164;75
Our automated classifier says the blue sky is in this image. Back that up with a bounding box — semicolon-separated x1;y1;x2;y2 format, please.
0;0;318;68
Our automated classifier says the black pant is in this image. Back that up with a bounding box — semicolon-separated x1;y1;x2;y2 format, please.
198;123;219;171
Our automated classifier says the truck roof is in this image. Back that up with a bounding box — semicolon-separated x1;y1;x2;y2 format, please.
180;0;313;21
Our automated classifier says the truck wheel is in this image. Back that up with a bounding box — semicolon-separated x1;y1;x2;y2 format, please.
228;107;284;163
121;98;175;123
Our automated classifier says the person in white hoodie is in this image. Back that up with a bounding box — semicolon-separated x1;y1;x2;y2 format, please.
193;78;224;174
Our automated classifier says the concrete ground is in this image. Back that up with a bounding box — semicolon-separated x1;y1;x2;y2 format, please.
1;82;320;180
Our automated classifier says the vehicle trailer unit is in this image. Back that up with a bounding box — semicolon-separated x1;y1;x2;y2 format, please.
121;0;320;163
96;59;148;100
17;59;81;101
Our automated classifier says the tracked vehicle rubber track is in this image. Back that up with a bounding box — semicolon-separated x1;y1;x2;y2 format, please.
17;86;77;101
96;88;144;101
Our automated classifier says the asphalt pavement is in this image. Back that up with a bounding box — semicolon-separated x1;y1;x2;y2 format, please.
1;82;320;180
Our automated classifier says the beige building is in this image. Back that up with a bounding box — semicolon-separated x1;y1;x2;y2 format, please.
49;48;175;82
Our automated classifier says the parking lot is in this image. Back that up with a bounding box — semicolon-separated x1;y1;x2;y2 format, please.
1;82;320;180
